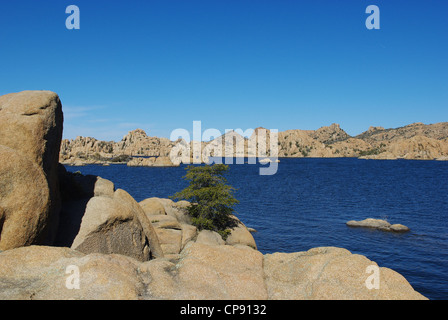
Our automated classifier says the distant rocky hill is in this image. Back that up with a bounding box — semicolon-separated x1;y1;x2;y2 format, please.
60;122;448;165
60;129;178;166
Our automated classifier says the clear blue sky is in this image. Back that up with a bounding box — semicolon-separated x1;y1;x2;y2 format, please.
0;0;447;141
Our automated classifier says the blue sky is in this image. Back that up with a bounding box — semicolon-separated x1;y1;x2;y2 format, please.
0;0;447;141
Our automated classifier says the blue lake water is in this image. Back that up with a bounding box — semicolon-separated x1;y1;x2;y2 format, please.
65;158;448;300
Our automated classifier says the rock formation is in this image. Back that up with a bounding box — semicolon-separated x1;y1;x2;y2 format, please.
60;129;177;166
346;218;410;232
0;91;63;249
0;243;427;300
263;247;423;299
60;122;448;163
56;168;163;260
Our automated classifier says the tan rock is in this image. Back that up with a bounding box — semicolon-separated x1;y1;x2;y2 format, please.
311;123;350;144
175;243;267;300
71;196;151;262
0;91;63;171
0;91;63;246
166;201;192;224
139;259;178;299
0;146;50;250
181;224;197;250
139;198;166;216
0;244;427;300
113;189;164;259
149;214;181;230
93;177;115;198
346;218;410;232
390;224;410;232
387;135;448;160
0;246;147;300
155;228;182;255
154;156;179;167
225;216;257;250
346;218;391;229
127;157;156;167
196;230;225;246
263;247;427;300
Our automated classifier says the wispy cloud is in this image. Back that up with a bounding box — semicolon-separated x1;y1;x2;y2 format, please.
63;106;105;121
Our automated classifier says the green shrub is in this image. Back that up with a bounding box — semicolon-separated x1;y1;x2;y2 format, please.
171;164;239;239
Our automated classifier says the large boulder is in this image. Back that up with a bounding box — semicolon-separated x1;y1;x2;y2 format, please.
56;170;163;261
154;228;183;257
0;246;148;300
172;242;267;300
0;91;63;249
113;189;164;259
225;215;257;249
0;91;63;172
149;215;181;230
0;146;50;250
263;247;427;300
70;196;151;262
139;198;166;216
195;230;225;246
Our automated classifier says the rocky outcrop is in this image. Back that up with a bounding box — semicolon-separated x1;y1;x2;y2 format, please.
0;244;427;300
56;168;163;261
263;247;425;300
346;218;410;232
356;122;448;143
0;91;63;249
225;215;257;250
136;197;258;261
60;129;176;165
0;146;51;250
311;123;351;144
60;122;448;162
127;156;180;167
0;246;147;300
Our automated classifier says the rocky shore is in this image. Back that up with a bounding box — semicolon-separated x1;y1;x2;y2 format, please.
0;91;428;300
60;122;448;166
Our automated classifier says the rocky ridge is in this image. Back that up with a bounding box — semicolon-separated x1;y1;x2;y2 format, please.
60;122;448;165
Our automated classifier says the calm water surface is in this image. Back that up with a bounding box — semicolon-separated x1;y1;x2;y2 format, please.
65;158;448;300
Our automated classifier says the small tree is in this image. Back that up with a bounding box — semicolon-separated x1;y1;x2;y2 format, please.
172;164;239;239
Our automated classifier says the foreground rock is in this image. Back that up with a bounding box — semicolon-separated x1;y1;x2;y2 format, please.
0;146;50;250
56;168;163;261
0;246;146;300
264;247;426;300
138;197;258;260
0;91;63;249
0;244;426;300
346;218;410;232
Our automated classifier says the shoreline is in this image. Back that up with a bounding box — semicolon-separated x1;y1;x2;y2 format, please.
61;155;448;167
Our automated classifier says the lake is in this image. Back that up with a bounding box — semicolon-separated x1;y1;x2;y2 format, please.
65;157;448;300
